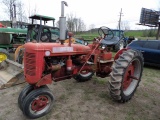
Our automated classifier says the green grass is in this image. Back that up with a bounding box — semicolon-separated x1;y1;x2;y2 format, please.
93;77;107;85
75;34;98;41
124;30;143;37
75;30;157;40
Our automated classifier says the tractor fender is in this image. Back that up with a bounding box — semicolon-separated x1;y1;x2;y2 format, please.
14;45;24;63
114;48;127;61
36;74;52;87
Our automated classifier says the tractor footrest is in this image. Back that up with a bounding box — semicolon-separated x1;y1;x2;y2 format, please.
99;59;114;63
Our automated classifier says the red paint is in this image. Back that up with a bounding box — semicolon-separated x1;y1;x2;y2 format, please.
114;48;127;61
123;63;135;90
36;74;52;87
66;57;72;71
31;96;49;112
23;36;116;86
101;52;112;60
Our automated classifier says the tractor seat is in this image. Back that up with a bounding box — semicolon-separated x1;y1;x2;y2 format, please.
100;36;120;46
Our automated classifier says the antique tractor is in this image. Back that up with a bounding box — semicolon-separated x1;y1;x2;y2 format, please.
18;1;143;119
0;14;61;90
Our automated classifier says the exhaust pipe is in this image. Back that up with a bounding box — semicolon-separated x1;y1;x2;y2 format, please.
59;1;68;44
12;4;17;28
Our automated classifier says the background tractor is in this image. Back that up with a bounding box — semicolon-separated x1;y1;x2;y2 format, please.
0;22;27;63
101;29;137;51
14;14;60;64
0;4;28;63
17;1;144;119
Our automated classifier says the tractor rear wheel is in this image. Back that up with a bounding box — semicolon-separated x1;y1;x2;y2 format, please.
74;70;94;82
0;49;10;63
109;49;143;102
22;87;54;119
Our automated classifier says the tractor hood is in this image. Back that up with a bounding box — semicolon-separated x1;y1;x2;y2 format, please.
24;42;91;56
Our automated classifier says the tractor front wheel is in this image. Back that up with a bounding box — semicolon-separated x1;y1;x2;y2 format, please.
18;84;48;111
22;87;54;119
18;84;34;110
109;49;143;102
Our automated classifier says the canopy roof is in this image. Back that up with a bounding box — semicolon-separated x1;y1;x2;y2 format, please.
29;14;55;21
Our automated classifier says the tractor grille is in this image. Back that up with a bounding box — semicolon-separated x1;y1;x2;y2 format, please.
25;52;36;76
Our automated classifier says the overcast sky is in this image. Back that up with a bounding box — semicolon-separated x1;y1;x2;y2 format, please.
2;0;160;30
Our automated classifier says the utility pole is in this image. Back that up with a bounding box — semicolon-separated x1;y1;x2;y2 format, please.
118;8;123;31
156;23;160;40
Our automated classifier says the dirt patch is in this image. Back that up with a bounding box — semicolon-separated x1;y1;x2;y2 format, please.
0;66;160;120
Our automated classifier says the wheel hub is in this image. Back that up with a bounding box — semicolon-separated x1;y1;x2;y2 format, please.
31;96;49;112
123;63;135;90
0;53;7;63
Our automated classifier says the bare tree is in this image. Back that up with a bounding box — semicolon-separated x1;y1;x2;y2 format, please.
1;0;16;21
66;13;86;32
117;21;130;30
74;18;78;32
66;13;75;32
1;0;29;23
122;21;130;30
25;2;38;23
16;1;27;22
77;18;86;32
89;24;95;33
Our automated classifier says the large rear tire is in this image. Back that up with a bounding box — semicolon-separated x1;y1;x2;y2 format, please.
109;49;143;102
22;87;54;119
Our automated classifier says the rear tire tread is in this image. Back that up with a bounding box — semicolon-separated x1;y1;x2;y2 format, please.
109;49;143;102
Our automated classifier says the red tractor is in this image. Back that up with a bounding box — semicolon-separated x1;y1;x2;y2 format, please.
18;1;143;119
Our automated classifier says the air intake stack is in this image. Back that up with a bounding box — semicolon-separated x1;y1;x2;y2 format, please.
59;1;68;44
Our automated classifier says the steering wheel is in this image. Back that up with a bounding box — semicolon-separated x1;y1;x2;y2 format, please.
98;26;114;40
41;28;51;42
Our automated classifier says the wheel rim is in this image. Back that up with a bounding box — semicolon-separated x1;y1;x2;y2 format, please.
123;58;141;96
80;70;92;77
29;95;51;115
0;53;7;62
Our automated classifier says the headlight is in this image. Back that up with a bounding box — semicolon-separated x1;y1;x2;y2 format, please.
102;45;106;49
45;51;51;56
